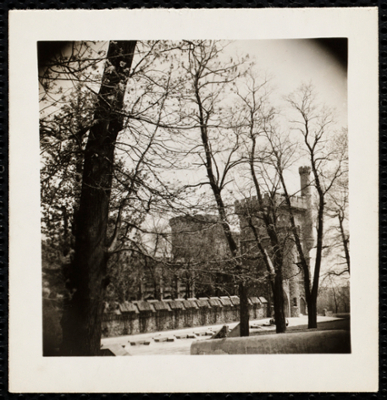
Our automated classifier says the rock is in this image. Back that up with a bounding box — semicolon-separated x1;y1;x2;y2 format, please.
129;340;151;346
228;323;240;338
154;337;168;342
175;334;187;339
211;325;228;339
187;333;197;339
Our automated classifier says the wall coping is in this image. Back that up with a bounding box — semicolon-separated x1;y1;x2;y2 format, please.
104;295;265;315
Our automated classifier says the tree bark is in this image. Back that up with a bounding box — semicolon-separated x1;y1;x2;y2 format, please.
273;271;287;333
304;165;324;330
338;213;350;273
60;41;136;356
239;282;250;336
247;217;286;333
307;296;318;329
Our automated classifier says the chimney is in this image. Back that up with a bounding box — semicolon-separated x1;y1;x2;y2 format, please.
299;166;311;197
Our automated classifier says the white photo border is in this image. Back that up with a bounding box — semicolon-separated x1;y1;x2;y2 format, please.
9;8;378;393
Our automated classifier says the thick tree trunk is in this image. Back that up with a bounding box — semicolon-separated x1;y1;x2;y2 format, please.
239;282;250;337
273;273;286;333
307;296;318;329
60;41;136;356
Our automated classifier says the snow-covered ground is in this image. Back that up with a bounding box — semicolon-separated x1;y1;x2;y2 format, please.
101;315;341;356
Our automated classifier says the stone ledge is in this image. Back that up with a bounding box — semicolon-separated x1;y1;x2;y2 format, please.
102;296;268;337
190;329;350;355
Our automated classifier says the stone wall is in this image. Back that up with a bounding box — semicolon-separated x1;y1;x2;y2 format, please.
234;167;314;320
191;329;351;354
101;296;268;338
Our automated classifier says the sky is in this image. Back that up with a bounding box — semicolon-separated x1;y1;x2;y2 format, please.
229;39;348;276
142;39;349;271
38;38;348;212
227;39;347;128
39;39;349;268
39;38;348;202
39;39;347;125
161;39;348;206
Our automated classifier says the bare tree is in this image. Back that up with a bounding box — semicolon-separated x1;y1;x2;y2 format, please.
280;83;347;329
233;70;290;333
325;128;350;275
54;41;138;356
40;41;210;354
318;274;350;314
175;40;251;336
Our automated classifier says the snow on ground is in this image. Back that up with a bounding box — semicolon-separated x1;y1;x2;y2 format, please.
101;315;341;356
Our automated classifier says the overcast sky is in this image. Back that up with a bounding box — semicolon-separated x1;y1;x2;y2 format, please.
39;39;348;237
39;39;347;126
162;39;348;204
227;39;347;128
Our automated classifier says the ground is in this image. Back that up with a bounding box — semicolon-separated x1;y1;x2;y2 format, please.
101;314;350;356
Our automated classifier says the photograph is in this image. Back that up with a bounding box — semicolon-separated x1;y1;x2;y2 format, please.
9;8;378;392
39;39;350;357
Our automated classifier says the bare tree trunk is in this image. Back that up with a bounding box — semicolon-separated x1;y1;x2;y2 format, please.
60;41;136;356
307;296;318;329
246;131;287;333
239;282;250;336
273;271;287;333
194;90;250;336
338;213;350;273
246;215;286;333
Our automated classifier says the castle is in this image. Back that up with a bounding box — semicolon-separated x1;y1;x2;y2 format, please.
235;166;313;317
124;167;314;319
98;167;316;339
168;166;314;317
169;214;236;299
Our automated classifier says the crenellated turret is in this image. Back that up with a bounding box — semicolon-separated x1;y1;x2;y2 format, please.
235;166;316;318
234;193;308;216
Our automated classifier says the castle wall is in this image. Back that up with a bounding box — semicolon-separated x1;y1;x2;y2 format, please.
169;215;227;262
283;244;301;317
168;215;234;298
234;167;314;319
101;296;267;338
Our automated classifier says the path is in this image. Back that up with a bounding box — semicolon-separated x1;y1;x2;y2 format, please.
101;315;344;356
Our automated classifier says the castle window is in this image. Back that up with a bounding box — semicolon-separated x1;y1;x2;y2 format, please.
293;298;297;307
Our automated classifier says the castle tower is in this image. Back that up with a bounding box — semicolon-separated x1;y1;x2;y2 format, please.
283;240;301;318
280;167;312;317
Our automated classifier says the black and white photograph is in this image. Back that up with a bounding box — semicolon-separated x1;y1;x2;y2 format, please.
9;8;378;392
39;39;350;357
